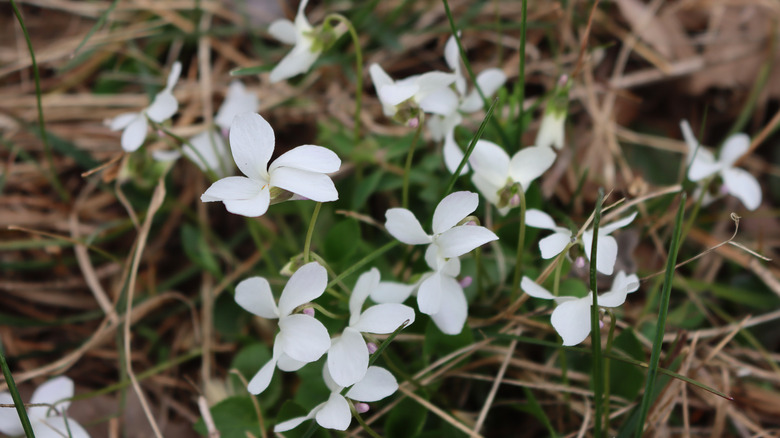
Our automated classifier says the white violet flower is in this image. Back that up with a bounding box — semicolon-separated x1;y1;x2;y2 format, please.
680;120;762;211
369;63;457;123
525;209;637;276
328;268;415;388
234;262;332;395
109;61;182;152
184;129;233;178
200;112;340;217
0;376;90;438
268;0;331;83
534;75;570;151
469;140;556;215
521;271;639;346
214;81;260;134
274;364;398;432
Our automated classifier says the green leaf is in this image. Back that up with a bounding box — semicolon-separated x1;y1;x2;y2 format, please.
229;343;281;410
423;320;473;364
181;224;221;277
385;396;428;438
609;329;645;400
323;219;360;265
193;396;262;438
511;388;558;437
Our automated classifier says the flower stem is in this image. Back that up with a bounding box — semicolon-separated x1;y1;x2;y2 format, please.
603;309;617;435
0;347;34;438
402;116;424;209
303;202;322;263
515;0;528;151
511;186;527;300
326;14;363;144
349;401;383;438
589;188;605;437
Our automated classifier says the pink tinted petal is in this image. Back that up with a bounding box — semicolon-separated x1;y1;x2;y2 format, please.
229;113;274;181
145;91;178;122
722;168;762;210
417;273;444;315
270;167;339;202
371;282;415;304
508;145;556;189
278;262;327;316
385;209;430;245
278;314;331;363
352;303;415;334
247;358;277;394
538;231;571;259
432;191;479;235
268;19;297;45
429;276;467;335
349;268;379;324
201;176;264;202
435;225;498;258
719;133;750;168
235;276;279;319
270;145;341;173
346;366;398;402
315;393;351;431
327;328;369;388
551;297;592;346
0;392;24;436
121;115;148;152
521;277;556;300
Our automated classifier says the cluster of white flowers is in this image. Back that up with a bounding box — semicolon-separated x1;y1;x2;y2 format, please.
0;376;90;438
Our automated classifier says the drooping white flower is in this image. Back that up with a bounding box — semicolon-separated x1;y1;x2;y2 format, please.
0;376;90;438
234;262;332;395
526;209;637;276
521;271;639;346
274;364;398;432
435;34;507;175
214;81;260;133
680;120;762;211
469;140;556;215
183;129;233;178
328;268;415;387
200;112;340;217
109;62;182;152
369;63;457;122
267;0;322;83
534;75;570;150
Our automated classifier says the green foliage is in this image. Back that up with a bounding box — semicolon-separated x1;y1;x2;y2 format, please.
193;396;263;438
385;396;429;438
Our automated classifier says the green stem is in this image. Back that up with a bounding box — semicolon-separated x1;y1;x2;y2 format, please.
0;347;35;438
635;194;686;437
327;241;399;289
590;188;605;438
326;14;363;144
10;0;69;202
511;186;527;299
350;401;383;438
443;99;498;196
515;0;528;151
402;116;424;209
604;310;617;435
303;202;323;263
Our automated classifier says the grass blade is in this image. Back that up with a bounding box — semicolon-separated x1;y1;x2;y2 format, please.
0;346;35;437
442;98;498;196
590;188;605;437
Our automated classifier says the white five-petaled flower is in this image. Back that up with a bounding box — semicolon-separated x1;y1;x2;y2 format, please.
369;63;457;122
327;268;415;388
525;209;637;276
383;191;497;334
274;363;398;432
680;120;762;211
109;61;182;152
0;376;90;438
234;262;332;395
268;0;321;83
468;140;556;215
200;112;340;217
521;271;639;346
432;34;507;175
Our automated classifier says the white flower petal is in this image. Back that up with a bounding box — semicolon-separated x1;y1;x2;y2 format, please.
270;145;341;173
600;212;637;236
594;235;618;275
417;272;444;315
201;176;264;202
268;19;298;45
521;277;556;300
270;167;339;202
0;392;25;436
164;61;182;92
215;81;259;131
679;119;699;159
145;91;178;122
278;314;331;363
414;72;457;102
315;393;351;431
722;168;762;211
719;133;750;168
278;261;327;316
34;416;90;438
30;376;74;412
349;268;379;324
222;189;272;217
418;87;459;116
346;366;398;402
525;209;558;230
432;191;479;235
688;148;720;181
460;69;506;113
538;231;572;259
327;328;369;388
436;225;498;258
274;411;316;433
235;276;279;319
429;276;467;335
110;112;140;131
598;272;633;308
534;111;565;150
551;297;592;346
444;35;460;77
508;145;556;189
294;0;312;29
443;129;469;175
276;353;307;372
269;44;320;83
369;64;394;94
120;115;148;152
184;130;231;176
352;303;415;334
471;171;502;207
385;208;431;245
247;358;277;394
469;140;510;185
371;282;415;304
229;113;274;181
378;82;418;106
